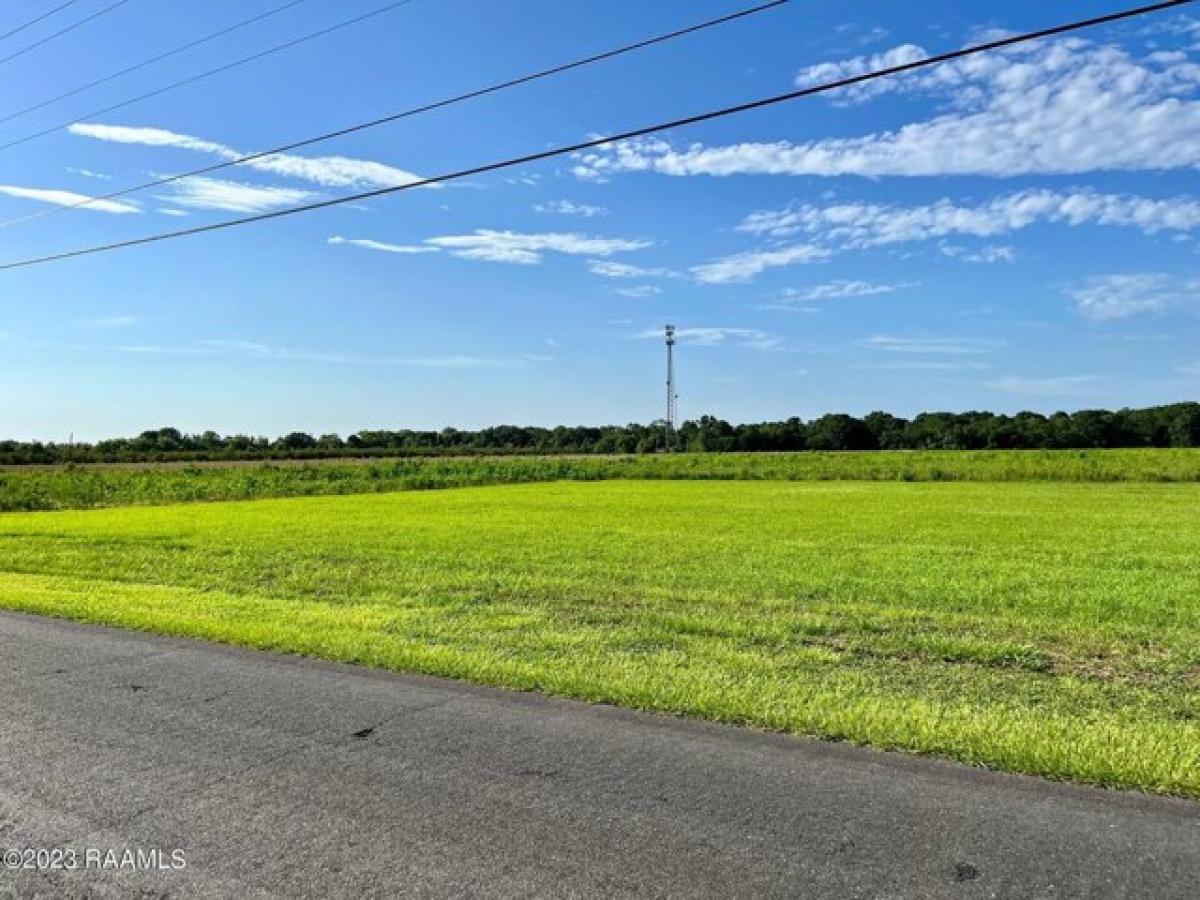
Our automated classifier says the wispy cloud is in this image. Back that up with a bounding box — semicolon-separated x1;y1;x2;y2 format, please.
614;285;662;299
572;38;1200;180
1067;273;1200;320
794;43;929;104
939;243;1015;264
690;243;830;284
69;123;426;191
703;189;1200;281
737;191;1200;243
635;326;782;350
423;230;651;265
327;236;437;254
587;260;679;279
159;176;312;213
534;199;608;217
328;230;651;265
987;375;1106;396
864;335;1006;355
780;280;913;302
118;338;536;369
0;184;139;214
853;360;988;372
326;230;648;266
65;167;111;180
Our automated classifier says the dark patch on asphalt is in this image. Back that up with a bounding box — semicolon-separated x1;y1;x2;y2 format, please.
954;862;980;882
351;726;376;739
513;767;561;779
129;684;147;692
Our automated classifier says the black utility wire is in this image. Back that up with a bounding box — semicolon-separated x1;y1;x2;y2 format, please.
0;0;130;68
0;0;789;228
0;0;415;153
0;0;84;45
0;0;1189;273
0;0;311;127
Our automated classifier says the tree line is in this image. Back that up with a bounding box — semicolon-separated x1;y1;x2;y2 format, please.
2;403;1198;465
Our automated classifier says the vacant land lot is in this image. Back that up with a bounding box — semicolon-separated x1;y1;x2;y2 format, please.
1;479;1197;797
2;447;1199;511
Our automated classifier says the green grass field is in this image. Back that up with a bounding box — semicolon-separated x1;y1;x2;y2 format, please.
1;478;1197;797
3;447;1200;511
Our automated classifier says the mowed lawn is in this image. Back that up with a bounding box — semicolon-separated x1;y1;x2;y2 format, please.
1;480;1198;796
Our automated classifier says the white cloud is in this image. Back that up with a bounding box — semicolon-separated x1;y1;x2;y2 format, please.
697;187;1200;285
328;236;437;254
781;280;911;302
586;259;678;279
833;23;892;48
158;208;189;217
635;326;781;350
690;243;830;284
572;38;1200;180
119;339;532;368
158;176;311;213
864;335;1006;355
710;190;1199;281
69;123;426;190
326;231;650;265
795;43;929;104
939;243;1015;263
65;167;111;180
534;199;608;217
987;375;1105;396
737;191;1200;244
424;230;650;265
0;184;139;214
249;154;424;190
614;285;662;299
71;124;231;155
1067;273;1200;320
1140;14;1200;49
684;185;1200;286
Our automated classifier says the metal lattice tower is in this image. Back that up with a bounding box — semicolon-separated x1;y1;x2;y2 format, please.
664;324;678;452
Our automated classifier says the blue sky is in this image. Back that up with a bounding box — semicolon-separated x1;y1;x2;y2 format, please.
1;0;1198;440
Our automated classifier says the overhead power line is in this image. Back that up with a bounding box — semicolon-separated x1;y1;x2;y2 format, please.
0;0;790;228
0;0;130;68
0;0;1189;273
0;0;84;45
0;0;311;127
0;0;416;153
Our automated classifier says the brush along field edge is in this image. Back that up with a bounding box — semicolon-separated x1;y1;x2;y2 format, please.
3;448;1200;512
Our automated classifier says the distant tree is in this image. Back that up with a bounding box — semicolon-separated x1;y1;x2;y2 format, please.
1168;404;1200;447
277;432;316;450
806;414;877;452
863;411;908;450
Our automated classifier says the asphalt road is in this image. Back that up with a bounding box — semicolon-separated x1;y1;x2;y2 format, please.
0;611;1196;899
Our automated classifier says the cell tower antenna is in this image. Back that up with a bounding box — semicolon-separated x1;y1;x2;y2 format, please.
664;324;678;452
